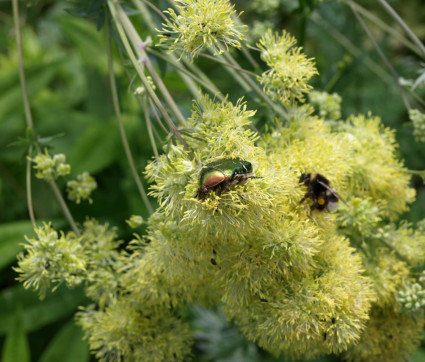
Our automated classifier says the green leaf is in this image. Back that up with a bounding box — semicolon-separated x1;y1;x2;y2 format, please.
67;120;120;175
39;320;89;362
0;221;35;271
0;62;64;121
0;285;87;336
1;307;30;362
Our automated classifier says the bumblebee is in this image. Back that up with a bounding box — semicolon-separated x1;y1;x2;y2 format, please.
298;172;345;212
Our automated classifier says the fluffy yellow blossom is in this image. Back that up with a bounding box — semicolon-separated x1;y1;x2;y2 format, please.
257;30;318;105
158;0;246;60
344;305;424;362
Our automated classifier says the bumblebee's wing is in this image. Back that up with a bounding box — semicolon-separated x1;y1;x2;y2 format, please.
316;179;348;205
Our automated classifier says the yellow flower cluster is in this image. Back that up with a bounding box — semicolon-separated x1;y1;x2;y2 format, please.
158;0;246;60
257;30;318;106
143;96;386;359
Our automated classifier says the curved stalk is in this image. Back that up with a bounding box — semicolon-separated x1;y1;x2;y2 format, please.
221;52;289;121
113;0;187;125
13;0;80;235
108;0;196;162
377;0;425;59
106;19;154;215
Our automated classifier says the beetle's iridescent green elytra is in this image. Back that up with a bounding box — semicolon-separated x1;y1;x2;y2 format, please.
196;158;255;200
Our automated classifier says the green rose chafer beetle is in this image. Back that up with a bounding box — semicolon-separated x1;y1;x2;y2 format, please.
196;158;259;200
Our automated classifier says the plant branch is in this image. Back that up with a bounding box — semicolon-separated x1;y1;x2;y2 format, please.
114;0;188;125
108;0;196;162
13;0;80;235
106;19;154;215
377;0;425;59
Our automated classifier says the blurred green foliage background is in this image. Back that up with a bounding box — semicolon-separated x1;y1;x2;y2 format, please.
0;0;424;360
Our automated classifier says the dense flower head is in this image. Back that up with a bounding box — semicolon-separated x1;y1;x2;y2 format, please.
77;298;192;362
144;95;378;359
15;223;86;299
31;149;71;181
67;171;97;204
18;87;424;360
158;0;246;60
341;114;415;218
344;305;424;362
337;197;382;239
257;30;318;105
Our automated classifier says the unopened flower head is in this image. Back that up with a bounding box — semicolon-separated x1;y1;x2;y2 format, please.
409;109;425;143
126;215;144;229
257;30;318;105
31;149;71;181
309;90;342;121
398;282;425;312
67;172;97;204
158;0;246;60
134;76;156;96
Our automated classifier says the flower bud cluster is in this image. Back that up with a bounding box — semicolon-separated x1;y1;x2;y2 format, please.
126;215;144;228
309;90;342;121
67;171;97;204
31;149;71;181
409;109;425;143
398;282;425;312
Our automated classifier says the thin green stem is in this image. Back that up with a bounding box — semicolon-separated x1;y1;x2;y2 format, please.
143;96;160;159
376;237;411;266
106;19;153;215
12;0;33;129
138;0;168;22
350;1;420;56
49;181;80;236
114;0;187;125
349;2;411;111
131;0;203;99
147;97;170;135
390;166;425;181
146;48;224;99
311;13;392;84
198;52;258;77
324;56;351;92
108;0;196;162
377;0;425;59
221;51;289;121
13;0;36;228
26;149;37;230
13;0;80;235
240;44;259;70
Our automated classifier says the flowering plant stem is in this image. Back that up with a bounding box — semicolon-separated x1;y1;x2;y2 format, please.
13;0;80;236
108;0;196;162
377;0;425;58
112;0;187;125
106;19;153;214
